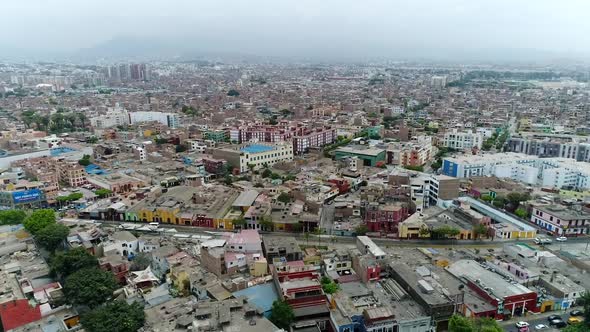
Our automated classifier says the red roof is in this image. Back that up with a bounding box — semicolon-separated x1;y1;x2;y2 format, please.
0;299;42;331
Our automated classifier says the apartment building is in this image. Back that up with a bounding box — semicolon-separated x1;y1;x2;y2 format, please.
90;104;129;129
531;204;590;237
211;143;294;173
129;111;180;128
442;129;483;151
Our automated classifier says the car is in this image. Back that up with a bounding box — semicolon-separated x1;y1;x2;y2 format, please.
556;236;567;242
570;310;584;316
567;317;583;325
534;237;552;245
534;324;548;330
515;321;530;328
549;319;567;328
547;315;562;322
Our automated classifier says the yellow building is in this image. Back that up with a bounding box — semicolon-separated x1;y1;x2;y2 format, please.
249;258;268;277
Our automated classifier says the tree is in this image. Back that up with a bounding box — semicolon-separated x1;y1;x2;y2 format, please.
50;247;99;279
492;198;505;209
578;290;590;327
259;215;273;231
473;317;502;332
227;89;240;97
78;154;91;166
269;300;294;331
175;144;187;153
321;279;339;294
130;252;151;271
515;207;527;218
81;300;145;332
355;224;369;236
473;224;488;240
403;165;424;172
24;209;56;235
232;216;247;230
261;169;272;178
95;188;113;198
480;194;493;202
448;314;473;332
418;226;431;238
87;136;98;144
64;267;118;308
0;209;27;225
277;192;291;204
36;223;70;252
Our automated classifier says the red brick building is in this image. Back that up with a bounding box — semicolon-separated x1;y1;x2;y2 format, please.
364;202;410;235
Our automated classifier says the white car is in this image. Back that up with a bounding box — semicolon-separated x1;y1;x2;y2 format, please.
534;324;548;330
515;321;530;328
556;236;567;242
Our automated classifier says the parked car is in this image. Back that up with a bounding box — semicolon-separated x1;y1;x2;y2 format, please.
547;315;562;322
567;317;583;325
549;319;567;328
534;324;548;330
516;321;530;328
534;237;552;245
570;310;584;317
556;236;567;242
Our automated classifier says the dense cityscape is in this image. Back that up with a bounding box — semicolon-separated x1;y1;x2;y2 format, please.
1;2;590;332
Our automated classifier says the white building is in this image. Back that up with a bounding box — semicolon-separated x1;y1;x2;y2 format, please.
103;231;139;257
430;75;448;89
443;153;590;190
187;140;207;153
442;129;483;151
90;104;129;129
129;111;180;128
238;143;294;173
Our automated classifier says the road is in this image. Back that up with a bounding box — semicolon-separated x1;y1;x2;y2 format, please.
84;219;590;249
500;308;579;332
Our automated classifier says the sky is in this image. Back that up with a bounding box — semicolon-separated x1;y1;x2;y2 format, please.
2;0;590;61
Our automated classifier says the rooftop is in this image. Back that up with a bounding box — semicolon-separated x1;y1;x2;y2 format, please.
241;144;276;154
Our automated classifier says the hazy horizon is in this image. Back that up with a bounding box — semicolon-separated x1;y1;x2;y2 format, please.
3;0;590;62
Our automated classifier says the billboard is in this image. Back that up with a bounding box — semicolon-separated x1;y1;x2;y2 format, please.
12;189;42;204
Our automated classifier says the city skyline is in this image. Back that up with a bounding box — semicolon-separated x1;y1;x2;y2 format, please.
2;0;590;63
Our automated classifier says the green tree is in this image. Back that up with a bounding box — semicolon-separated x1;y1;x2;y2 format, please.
321;279;339;294
78;154;91;166
0;210;27;225
87;136;98;144
175;144;187;153
269;300;295;331
232;216;247;230
227;89;240;97
95;188;113;198
50;247;99;279
259;215;273;231
448;314;473;332
81;300;145;332
277;192;291;204
36;223;70;252
64;267;118;308
130;252;151;271
403;165;424;172
515;207;528;218
578;290;590;327
473;317;502;332
492;198;505;209
261;169;272;178
480;194;493;202
355;224;369;236
473;224;488;239
23;209;56;235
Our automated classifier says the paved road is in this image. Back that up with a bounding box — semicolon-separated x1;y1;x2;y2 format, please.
500;308;581;332
83;219;590;249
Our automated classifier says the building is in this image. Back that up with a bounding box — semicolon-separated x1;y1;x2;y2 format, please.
447;259;538;319
262;236;303;263
334;146;386;167
231;123;336;154
129;111;180;128
364;202;409;234
442;129;483;151
442;153;590;190
507;134;590;162
0;299;42;331
90;104;129;129
431;75;448;89
530;204;589;237
204;130;228;143
211;143;294;173
271;261;330;331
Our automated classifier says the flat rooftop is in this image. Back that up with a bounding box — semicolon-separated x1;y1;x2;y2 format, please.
447;259;533;299
241;144;275;154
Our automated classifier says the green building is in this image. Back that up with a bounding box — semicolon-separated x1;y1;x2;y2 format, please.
204;130;228;142
334;146;386;167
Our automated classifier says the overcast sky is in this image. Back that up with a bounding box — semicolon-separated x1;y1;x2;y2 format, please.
3;0;590;60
